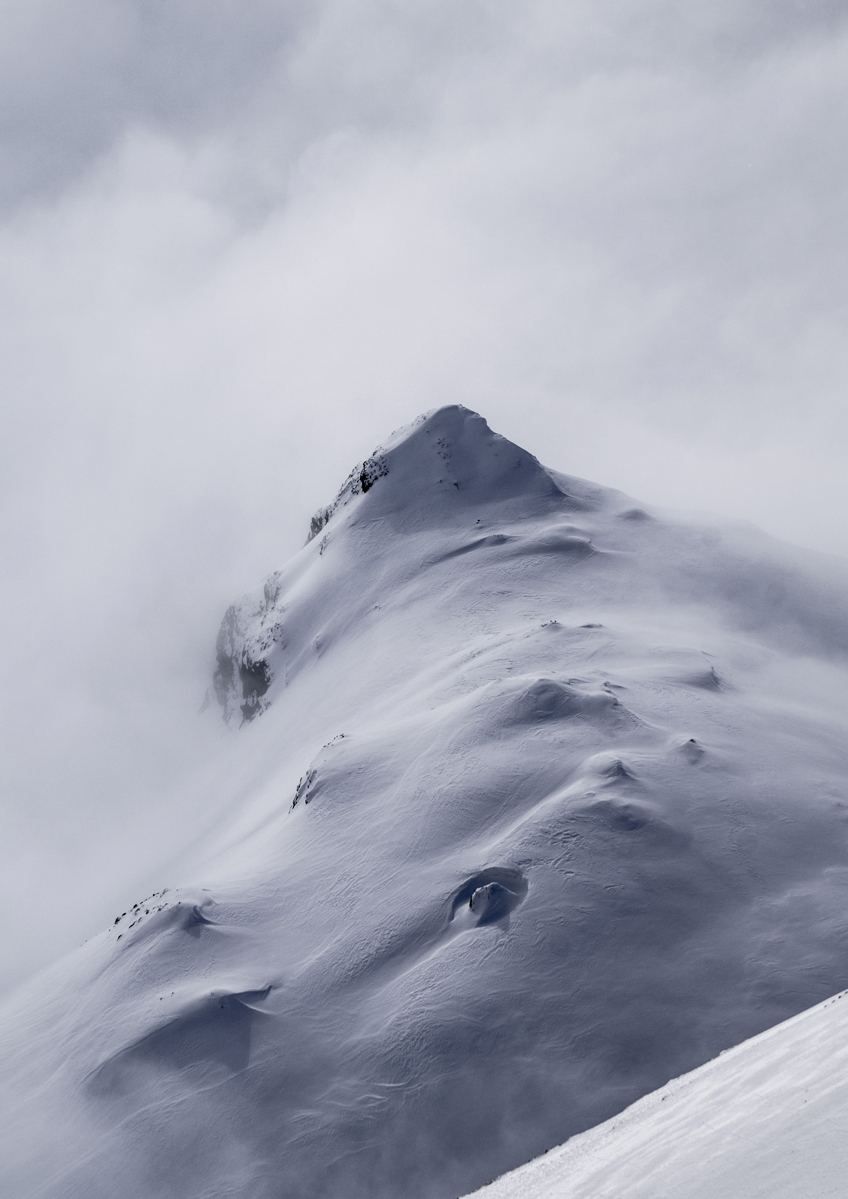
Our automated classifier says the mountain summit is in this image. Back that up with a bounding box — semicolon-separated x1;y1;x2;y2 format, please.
2;410;848;1199
215;406;602;723
308;405;570;536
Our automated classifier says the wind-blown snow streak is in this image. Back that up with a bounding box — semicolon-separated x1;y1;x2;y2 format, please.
1;406;848;1198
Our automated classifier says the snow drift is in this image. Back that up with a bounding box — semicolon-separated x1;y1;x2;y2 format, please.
1;406;848;1199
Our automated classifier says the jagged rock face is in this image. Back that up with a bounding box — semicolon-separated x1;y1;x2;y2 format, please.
3;406;848;1199
213;576;286;724
304;450;393;548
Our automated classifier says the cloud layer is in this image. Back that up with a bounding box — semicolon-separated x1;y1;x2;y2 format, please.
2;0;848;994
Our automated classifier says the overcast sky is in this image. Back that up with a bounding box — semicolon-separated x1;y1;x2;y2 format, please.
2;0;848;995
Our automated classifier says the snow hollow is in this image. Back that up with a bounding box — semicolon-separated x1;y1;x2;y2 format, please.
1;406;848;1199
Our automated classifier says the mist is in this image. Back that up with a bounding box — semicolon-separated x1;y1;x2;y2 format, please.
2;0;848;995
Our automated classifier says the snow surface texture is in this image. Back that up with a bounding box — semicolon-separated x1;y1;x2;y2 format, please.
461;985;848;1199
2;406;848;1199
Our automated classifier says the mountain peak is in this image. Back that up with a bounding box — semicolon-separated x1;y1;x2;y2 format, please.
308;405;568;541
5;408;848;1199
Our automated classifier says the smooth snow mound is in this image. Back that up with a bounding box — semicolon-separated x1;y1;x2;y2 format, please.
462;985;848;1199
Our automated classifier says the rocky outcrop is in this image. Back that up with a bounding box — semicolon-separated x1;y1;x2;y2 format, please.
213;574;286;724
305;453;390;544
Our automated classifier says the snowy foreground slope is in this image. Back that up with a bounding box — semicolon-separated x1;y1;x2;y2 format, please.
462;985;848;1199
2;406;848;1199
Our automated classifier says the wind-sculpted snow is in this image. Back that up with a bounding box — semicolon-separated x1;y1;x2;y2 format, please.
2;406;848;1198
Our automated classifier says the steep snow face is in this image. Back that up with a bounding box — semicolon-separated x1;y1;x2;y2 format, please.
213;406;571;722
461;985;848;1199
3;405;848;1199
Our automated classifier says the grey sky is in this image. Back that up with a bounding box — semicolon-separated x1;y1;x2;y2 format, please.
2;0;848;995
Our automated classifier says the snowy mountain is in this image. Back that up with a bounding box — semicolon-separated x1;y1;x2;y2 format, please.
2;405;848;1199
461;983;848;1199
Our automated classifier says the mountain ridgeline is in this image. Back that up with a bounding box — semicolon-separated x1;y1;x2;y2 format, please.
2;406;848;1199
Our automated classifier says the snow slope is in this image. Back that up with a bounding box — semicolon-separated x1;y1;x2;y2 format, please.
461;984;848;1199
2;406;848;1199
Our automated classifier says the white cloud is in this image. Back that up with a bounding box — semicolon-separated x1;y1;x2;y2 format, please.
2;0;848;993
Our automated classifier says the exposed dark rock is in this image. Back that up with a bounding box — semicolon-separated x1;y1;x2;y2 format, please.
307;506;333;543
213;603;279;725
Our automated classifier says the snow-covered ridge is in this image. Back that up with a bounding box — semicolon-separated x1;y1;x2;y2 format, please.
461;984;848;1199
2;406;848;1199
213;405;579;723
213;404;848;727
